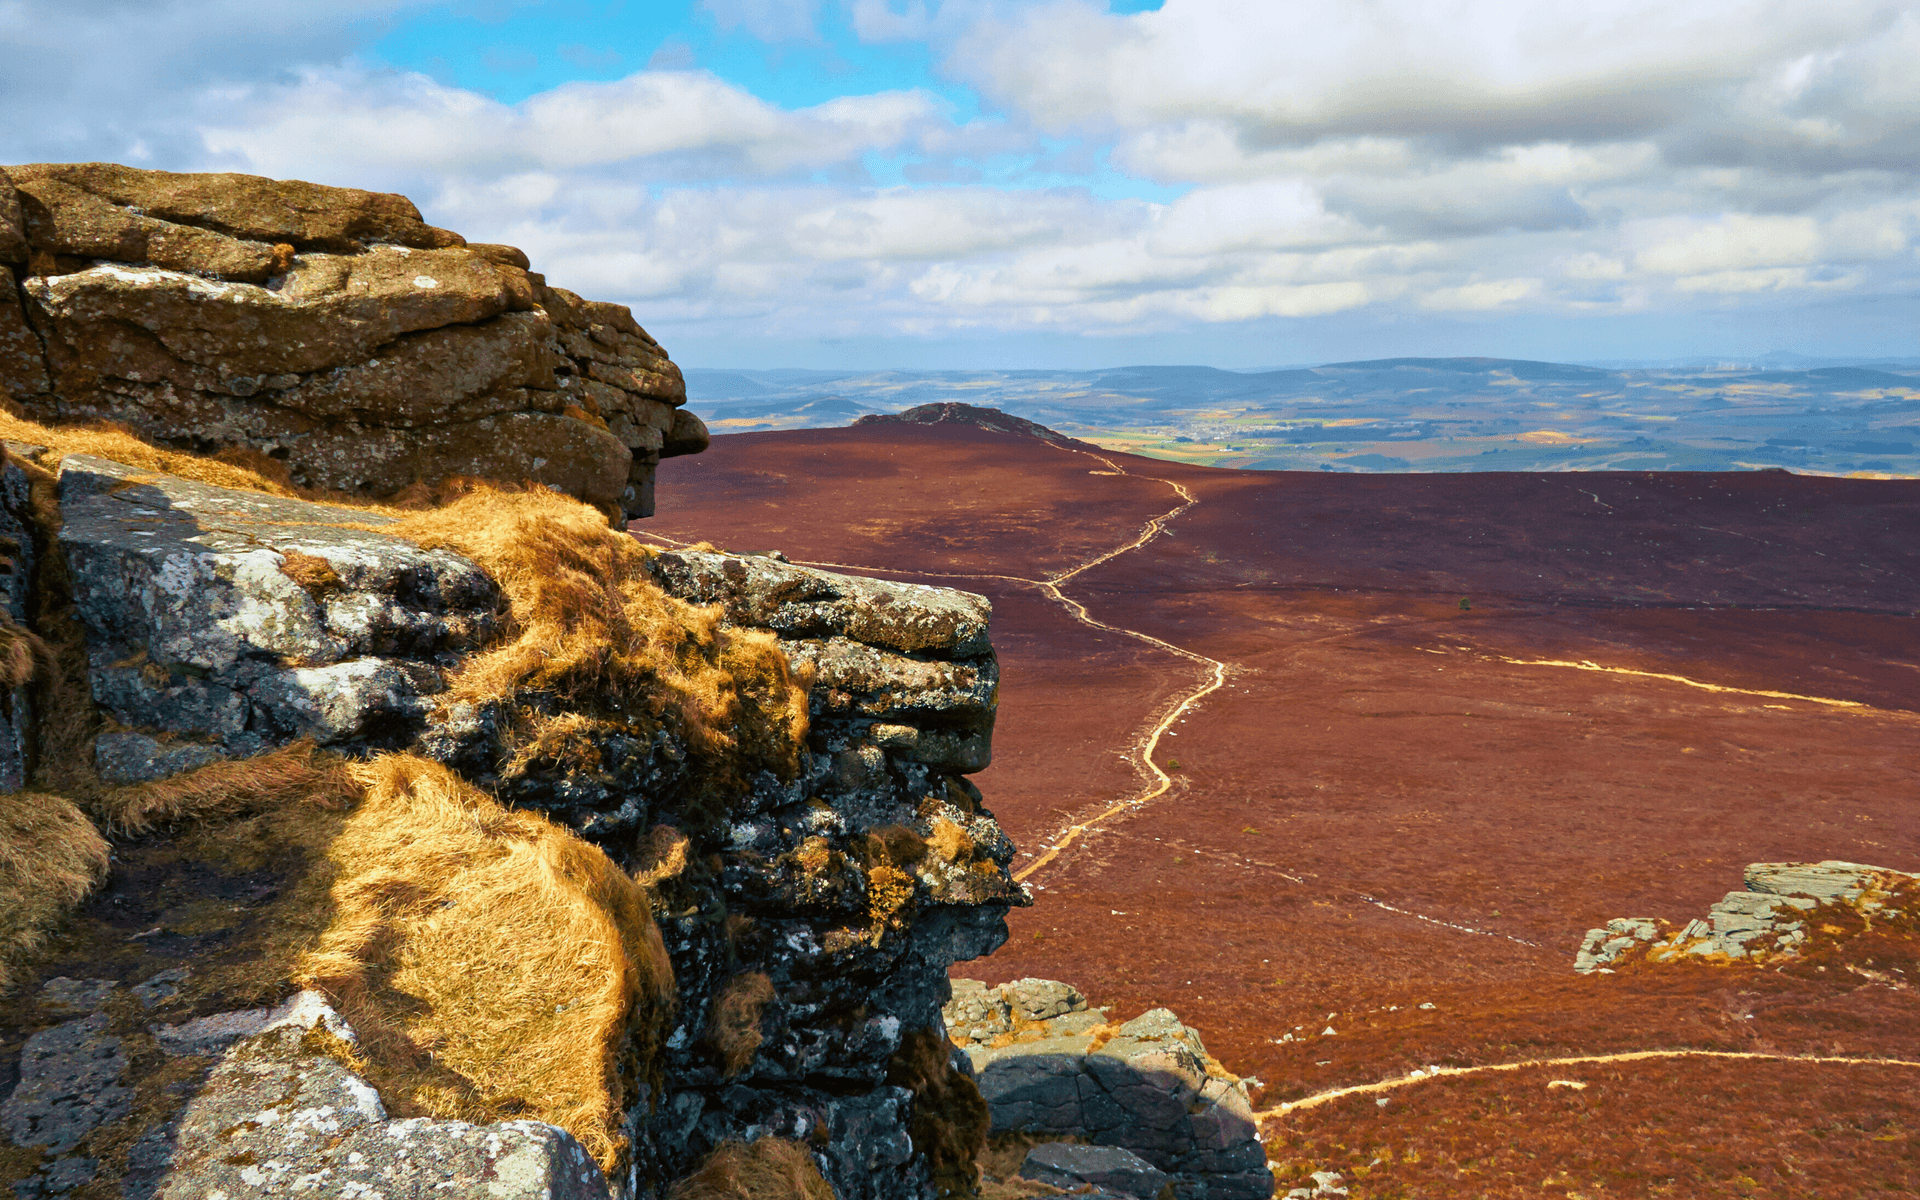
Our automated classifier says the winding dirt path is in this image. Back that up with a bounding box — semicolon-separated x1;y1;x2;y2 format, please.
1254;1048;1920;1119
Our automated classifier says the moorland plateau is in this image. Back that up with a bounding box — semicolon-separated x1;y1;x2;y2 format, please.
648;403;1920;1198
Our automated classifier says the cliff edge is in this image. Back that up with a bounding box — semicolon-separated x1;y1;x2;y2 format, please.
0;166;1023;1200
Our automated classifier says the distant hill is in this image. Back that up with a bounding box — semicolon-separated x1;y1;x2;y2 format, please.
852;402;1090;447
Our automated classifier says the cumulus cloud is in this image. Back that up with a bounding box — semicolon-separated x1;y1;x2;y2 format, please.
0;0;1915;352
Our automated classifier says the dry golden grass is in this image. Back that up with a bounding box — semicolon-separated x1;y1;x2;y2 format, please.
669;1138;836;1200
0;791;109;994
382;485;813;799
887;1025;991;1197
296;753;673;1177
0;619;47;690
926;818;974;865
0;410;302;498
96;740;354;835
708;971;776;1076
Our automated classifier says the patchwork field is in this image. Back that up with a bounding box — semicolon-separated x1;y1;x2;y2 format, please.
641;414;1920;1198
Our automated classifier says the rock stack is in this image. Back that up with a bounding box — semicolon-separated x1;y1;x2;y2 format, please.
0;164;1024;1200
0;163;705;522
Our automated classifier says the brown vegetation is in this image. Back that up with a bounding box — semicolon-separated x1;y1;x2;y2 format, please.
0;791;108;993
295;753;674;1176
668;1138;836;1200
647;420;1920;1194
887;1025;992;1197
385;485;813;800
95;740;353;835
276;549;344;599
707;971;776;1076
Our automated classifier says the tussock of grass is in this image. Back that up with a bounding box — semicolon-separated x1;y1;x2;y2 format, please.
887;1025;991;1197
382;485;813;797
296;752;673;1176
97;739;353;835
708;971;776;1076
669;1138;835;1200
0;791;109;994
0;619;48;690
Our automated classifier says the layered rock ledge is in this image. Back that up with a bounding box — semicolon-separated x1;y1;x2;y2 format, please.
0;163;706;522
0;444;1024;1200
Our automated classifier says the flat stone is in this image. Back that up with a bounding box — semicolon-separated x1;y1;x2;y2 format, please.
92;732;223;786
1;1013;133;1153
1021;1143;1171;1199
1004;978;1087;1021
37;978;118;1016
131;968;190;1009
644;549;992;658
1746;860;1889;903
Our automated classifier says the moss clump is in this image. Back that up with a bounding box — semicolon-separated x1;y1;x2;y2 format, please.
707;971;777;1077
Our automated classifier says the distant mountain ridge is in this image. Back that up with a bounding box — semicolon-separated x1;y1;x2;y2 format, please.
684;357;1920;478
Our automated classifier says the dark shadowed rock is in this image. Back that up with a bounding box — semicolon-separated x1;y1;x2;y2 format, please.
1;1012;132;1154
1020;1143;1172;1199
948;980;1271;1200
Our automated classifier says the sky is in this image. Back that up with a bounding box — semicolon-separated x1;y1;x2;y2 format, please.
2;0;1917;369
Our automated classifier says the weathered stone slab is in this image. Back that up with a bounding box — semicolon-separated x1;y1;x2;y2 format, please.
57;453;497;756
1021;1143;1171;1199
644;550;992;658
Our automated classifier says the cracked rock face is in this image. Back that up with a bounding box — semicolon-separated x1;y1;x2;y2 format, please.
14;457;1025;1200
0;163;704;522
57;453;500;762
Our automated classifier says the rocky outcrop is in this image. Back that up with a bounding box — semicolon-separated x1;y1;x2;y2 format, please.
0;163;702;522
0;446;1025;1200
944;978;1272;1200
4;982;610;1200
1574;860;1915;972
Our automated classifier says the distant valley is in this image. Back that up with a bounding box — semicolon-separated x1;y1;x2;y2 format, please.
686;356;1920;478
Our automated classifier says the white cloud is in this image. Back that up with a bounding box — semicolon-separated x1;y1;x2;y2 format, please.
1;0;1916;352
701;0;824;43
